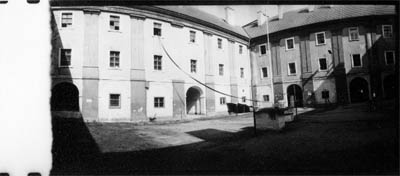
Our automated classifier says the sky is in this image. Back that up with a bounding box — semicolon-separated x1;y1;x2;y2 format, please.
194;5;308;26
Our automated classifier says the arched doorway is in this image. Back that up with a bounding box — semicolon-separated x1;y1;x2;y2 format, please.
287;84;303;107
186;86;202;115
349;77;369;103
383;74;395;99
51;82;79;111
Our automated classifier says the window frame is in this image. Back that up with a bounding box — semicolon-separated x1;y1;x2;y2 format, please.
109;15;120;31
154;97;165;108
315;32;326;45
261;67;268;78
109;93;121;109
285;37;295;50
153;55;162;71
240;67;244;78
153;22;162;36
220;97;226;105
60;12;73;28
351;54;363;68
190;59;197;73
217;38;222;49
259;44;267;55
318;58;328;71
288;62;297;75
109;51;120;68
382;25;393;38
189;30;196;43
59;48;72;67
263;95;270;102
219;64;224;76
384;50;395;65
348;27;359;41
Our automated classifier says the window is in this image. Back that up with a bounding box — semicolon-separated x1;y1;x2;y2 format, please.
322;90;330;99
242;96;246;103
351;54;362;67
263;95;270;102
348;27;359;41
61;12;72;28
260;44;267;55
319;58;327;71
285;38;294;50
219;64;224;76
239;45;243;54
109;94;121;108
109;51;120;68
190;31;196;43
261;67;268;78
385;51;395;65
190;59;197;73
217;38;222;49
240;68;244;78
220;97;226;105
154;55;162;70
153;22;162;36
382;25;393;38
154;97;164;108
288;62;296;75
59;49;71;67
109;15;120;31
315;32;326;45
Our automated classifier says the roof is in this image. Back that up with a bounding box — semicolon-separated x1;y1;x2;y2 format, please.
243;5;396;39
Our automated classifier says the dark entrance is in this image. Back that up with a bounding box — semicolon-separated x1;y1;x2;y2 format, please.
383;74;395;99
51;82;79;111
287;84;303;107
349;77;369;103
186;86;202;115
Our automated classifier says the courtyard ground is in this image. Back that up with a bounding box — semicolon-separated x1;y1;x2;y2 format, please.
51;102;398;175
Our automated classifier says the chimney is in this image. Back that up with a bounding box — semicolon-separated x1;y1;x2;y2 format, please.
308;5;315;12
278;5;283;20
224;6;235;26
257;11;266;26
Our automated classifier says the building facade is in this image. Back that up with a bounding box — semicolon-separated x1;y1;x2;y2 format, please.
50;5;253;122
244;5;396;108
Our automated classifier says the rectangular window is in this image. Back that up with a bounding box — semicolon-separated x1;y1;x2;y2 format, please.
61;12;72;28
242;96;246;103
351;54;362;67
154;97;164;108
385;51;395;65
239;45;243;54
190;59;197;73
153;22;162;36
190;31;196;43
319;58;327;71
288;62;296;75
219;64;224;76
263;95;270;102
315;32;326;45
260;44;267;55
109;51;120;68
285;38;294;50
217;38;222;49
59;49;71;67
220;97;226;105
240;68;244;78
382;25;393;38
154;55;162;70
110;15;120;31
109;94;121;108
261;67;268;78
348;27;359;41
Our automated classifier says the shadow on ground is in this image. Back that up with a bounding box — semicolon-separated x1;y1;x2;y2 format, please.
50;104;398;175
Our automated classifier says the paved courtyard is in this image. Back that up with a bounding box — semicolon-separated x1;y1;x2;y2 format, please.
51;103;398;175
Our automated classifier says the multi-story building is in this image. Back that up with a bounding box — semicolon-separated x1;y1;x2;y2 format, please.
50;5;253;122
244;5;396;108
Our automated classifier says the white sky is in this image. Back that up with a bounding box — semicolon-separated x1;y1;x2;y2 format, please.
194;5;309;26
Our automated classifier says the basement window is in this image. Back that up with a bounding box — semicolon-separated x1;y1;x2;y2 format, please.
263;95;270;102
